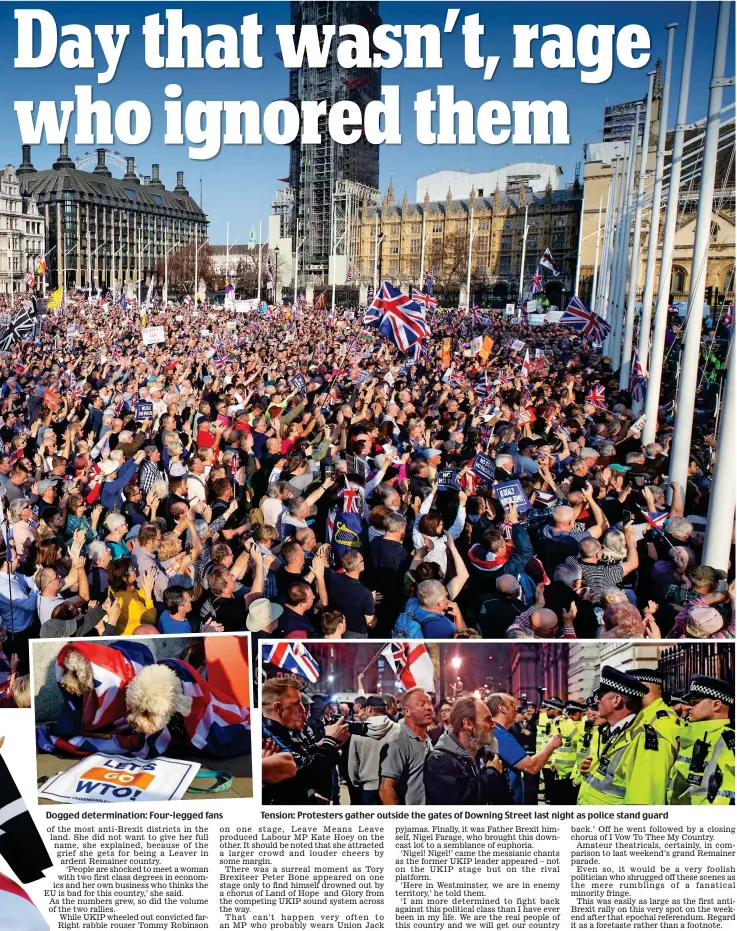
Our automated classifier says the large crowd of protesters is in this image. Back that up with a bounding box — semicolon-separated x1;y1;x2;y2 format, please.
0;285;733;704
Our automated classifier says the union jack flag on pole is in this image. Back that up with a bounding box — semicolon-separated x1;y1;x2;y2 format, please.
643;511;668;532
560;295;611;342
261;642;321;683
411;288;438;310
363;280;429;353
530;268;544;295
630;351;645;402
585;385;607;410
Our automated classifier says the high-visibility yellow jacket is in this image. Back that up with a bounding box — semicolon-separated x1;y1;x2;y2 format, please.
668;720;735;806
555;716;583;778
636;697;682;749
536;712;563;769
577;715;676;806
573;722;608;786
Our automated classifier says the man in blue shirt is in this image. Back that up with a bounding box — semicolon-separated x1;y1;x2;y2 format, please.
488;693;562;805
158;586;194;634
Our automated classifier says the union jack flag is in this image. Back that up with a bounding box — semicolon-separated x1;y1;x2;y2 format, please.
36;641;160;759
472;306;489;326
475;372;493;400
530;268;544;295
643;511;668;532
479;423;493;445
539;247;560;276
296;293;307;312
560;295;611;342
630;351;645;402
411;288;438;310
261;642;321;683
339;479;362;514
381;642;434;692
156;658;251;757
212;352;235;369
363;280;429;353
70;385;83;404
585;385;606;410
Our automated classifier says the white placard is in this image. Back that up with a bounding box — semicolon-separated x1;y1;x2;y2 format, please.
505;303;516;316
526;300;538;314
141;326;166;346
38;753;201;804
235;298;260;314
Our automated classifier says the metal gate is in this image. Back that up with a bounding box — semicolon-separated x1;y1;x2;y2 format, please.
659;643;734;698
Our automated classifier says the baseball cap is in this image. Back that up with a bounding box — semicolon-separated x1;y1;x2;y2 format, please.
365;695;388;709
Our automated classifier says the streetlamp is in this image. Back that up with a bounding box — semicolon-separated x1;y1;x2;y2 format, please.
137;240;153;307
451;656;462;671
274;246;280;303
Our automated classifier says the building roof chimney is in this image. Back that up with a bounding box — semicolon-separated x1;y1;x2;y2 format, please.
92;147;112;177
123;156;140;184
173;171;189;196
52;137;74;171
149;163;165;190
16;144;36;176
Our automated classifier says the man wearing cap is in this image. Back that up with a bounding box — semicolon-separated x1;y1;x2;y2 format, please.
348;695;401;805
552;701;587;804
578;666;676;805
627;668;682;748
535;697;564;804
668;676;735;806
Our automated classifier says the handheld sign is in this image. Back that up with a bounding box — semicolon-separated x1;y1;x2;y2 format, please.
470;336;483;356
493;479;532;514
291;373;307;398
437;469;460;490
43;388;59;411
470;452;495;483
135;401;154;421
141;326;166;346
511;339;526;353
38;753;201;804
505;303;516;316
628;414;647;436
479;336;494;361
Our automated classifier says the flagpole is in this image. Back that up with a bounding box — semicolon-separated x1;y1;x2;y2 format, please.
194;224;198;304
257;220;263;304
465;197;475;311
590;197;603;312
644;5;696;445
420;207;427;288
608;132;636;367
599;157;620;356
701;340;735;571
518;202;529;303
294;219;299;305
358;643;391;679
226;221;230;298
573;193;585;295
619;71;656;384
669;0;731;498
330;186;337;313
164;225;168;307
373;212;379;292
636;26;677;398
595;162;616;324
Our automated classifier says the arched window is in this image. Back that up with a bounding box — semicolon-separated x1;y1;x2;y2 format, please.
723;265;735;293
671;266;686;293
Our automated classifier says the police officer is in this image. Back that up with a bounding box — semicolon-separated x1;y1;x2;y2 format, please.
573;696;608;790
668;693;691;722
554;700;586;805
578;666;676;806
627;668;682;748
536;696;564;804
668;675;735;806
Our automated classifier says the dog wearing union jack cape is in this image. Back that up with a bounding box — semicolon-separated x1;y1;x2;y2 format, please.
40;641;250;759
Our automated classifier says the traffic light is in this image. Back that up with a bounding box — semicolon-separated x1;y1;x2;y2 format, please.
705;286;714;306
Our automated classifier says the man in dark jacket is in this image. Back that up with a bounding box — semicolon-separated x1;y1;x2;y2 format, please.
424;694;512;805
261;677;348;805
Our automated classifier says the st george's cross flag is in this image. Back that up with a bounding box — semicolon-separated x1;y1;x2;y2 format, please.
261;642;321;683
381;642;435;692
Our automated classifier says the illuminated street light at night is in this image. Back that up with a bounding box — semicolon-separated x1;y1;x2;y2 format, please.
451;656;462;670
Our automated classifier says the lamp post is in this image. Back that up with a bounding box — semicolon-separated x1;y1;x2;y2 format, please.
137;240;152;307
274;246;280;303
163;230;181;306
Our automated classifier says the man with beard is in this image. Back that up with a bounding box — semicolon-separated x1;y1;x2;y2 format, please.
424;694;512;804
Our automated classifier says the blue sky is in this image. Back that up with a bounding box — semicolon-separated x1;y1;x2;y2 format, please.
0;2;733;244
